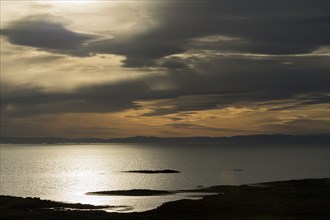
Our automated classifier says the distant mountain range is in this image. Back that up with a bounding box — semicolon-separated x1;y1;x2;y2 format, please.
1;134;329;145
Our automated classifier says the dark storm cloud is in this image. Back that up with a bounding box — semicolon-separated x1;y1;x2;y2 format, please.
2;1;328;66
1;1;329;120
81;0;329;67
90;39;185;67
164;1;329;53
1;14;94;54
1;73;257;117
0;13;185;64
136;53;329;116
2;53;329;118
160;60;188;69
1;80;150;117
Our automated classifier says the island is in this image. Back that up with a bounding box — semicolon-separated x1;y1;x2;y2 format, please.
122;169;180;174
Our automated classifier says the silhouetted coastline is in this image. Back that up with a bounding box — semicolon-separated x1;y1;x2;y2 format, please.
1;134;329;145
1;178;329;220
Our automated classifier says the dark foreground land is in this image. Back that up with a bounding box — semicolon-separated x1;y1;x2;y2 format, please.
1;178;329;220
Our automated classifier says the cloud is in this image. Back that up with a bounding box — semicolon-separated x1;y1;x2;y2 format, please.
90;38;185;67
1;1;329;136
262;119;330;135
1;14;95;54
2;1;328;67
160;60;188;69
170;123;252;133
90;1;329;66
1;80;150;117
165;1;329;54
2;53;329;118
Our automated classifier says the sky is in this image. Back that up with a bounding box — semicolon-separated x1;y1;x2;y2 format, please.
0;0;329;138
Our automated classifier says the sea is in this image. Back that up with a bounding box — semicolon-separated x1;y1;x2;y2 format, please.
0;143;329;212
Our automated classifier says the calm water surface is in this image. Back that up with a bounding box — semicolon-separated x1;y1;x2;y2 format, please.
0;143;328;212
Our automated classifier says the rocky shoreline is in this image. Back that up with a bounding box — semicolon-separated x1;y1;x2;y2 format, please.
1;178;329;220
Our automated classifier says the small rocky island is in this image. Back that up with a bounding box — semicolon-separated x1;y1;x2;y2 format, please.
123;169;180;174
87;189;173;196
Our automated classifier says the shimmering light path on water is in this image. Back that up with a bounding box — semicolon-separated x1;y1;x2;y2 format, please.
0;144;328;212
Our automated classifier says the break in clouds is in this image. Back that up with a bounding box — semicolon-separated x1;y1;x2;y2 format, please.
1;1;329;137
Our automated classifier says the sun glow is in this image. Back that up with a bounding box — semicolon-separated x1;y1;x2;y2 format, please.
46;0;95;6
71;0;94;3
57;0;94;3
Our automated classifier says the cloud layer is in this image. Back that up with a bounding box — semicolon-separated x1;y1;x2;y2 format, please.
1;1;329;137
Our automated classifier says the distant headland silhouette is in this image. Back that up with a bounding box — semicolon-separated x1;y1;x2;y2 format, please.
1;134;328;145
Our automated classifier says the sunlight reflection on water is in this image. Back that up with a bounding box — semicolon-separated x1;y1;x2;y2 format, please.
0;143;328;212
